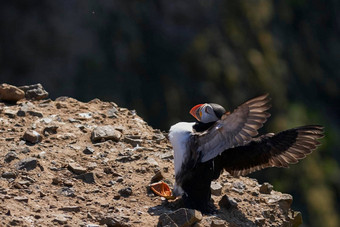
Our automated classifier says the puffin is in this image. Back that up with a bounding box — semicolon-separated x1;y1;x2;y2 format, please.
168;94;324;213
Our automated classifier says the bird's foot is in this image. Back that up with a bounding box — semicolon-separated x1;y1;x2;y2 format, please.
201;202;217;215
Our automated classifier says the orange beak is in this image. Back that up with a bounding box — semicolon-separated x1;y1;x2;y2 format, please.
150;181;176;200
189;104;203;121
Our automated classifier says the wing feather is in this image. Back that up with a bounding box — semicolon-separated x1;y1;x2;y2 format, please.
216;125;324;177
194;94;271;163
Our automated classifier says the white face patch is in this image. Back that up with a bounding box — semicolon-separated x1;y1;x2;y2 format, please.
168;122;195;176
200;104;219;123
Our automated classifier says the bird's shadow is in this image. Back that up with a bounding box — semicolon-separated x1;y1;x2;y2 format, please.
147;198;255;226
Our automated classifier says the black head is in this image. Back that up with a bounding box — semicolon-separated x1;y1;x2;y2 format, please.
190;103;226;132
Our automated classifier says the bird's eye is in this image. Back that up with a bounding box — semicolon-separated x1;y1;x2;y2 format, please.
205;106;213;114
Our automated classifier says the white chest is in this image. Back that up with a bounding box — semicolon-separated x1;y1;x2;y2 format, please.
168;122;195;176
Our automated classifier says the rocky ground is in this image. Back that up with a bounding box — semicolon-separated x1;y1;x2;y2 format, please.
0;84;302;226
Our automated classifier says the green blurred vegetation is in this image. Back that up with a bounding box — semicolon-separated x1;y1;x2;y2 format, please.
0;1;339;226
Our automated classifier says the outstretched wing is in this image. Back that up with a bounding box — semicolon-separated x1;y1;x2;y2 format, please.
217;125;324;176
193;94;271;163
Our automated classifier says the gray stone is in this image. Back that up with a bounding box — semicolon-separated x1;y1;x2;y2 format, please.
267;193;293;212
41;117;53;123
118;187;132;197
27;110;43;118
55;96;69;101
91;126;122;143
260;182;273;194
38;151;46;159
17;102;34;116
23;130;42;144
116;177;124;183
160;152;174;160
43;126;58;136
147;157;159;167
232;181;245;194
69;118;81;123
58;206;81;212
21;175;35;183
58;187;76;197
52;215;68;224
158;208;202;227
115;154;141;163
74;172;95;184
18;83;48;100
4;151;18;163
17;102;43;117
14;196;29;203
150;170;164;183
68;162;87;175
16;158;38;171
18;180;31;186
107;107;118;118
83;146;95;155
78;112;92;119
0;83;25;102
21;147;30;154
152;132;166;142
4;109;17;118
123;136;143;147
1;172;17;179
232;181;245;189
99;215;129;227
87;162;97;170
211;182;223;196
219;195;238;209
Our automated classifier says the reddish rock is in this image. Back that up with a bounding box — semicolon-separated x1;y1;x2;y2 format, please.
91;126;122;143
0;83;25;102
23;130;42;144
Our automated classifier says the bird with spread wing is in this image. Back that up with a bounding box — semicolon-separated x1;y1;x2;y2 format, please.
152;94;324;213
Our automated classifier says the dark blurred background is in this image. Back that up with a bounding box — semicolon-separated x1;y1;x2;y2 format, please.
0;1;339;226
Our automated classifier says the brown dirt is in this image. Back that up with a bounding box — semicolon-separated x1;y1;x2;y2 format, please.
0;97;301;226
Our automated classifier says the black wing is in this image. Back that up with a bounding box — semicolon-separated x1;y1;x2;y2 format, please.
216;125;324;176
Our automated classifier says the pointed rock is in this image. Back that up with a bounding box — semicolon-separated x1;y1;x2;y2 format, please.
260;182;273;194
68;163;87;175
18;83;48;100
158;208;202;227
219;195;238;209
